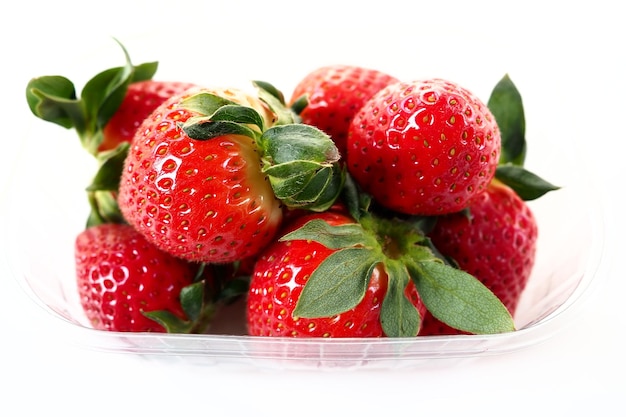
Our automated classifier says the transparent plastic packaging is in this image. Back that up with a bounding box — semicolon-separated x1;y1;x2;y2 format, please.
6;62;607;370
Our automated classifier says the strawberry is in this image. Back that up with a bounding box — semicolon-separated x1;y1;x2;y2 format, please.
289;65;399;157
420;180;538;335
99;80;197;152
247;188;516;337
75;223;199;332
75;223;249;333
117;86;283;264
117;84;343;264
346;78;501;216
247;210;427;337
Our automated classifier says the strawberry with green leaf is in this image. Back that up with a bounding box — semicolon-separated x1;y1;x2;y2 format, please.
75;223;242;333
247;183;515;337
421;75;559;335
117;83;344;264
24;39;186;157
247;209;428;337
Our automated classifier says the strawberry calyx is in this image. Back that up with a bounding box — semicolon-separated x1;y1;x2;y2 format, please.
180;86;344;212
25;38;157;157
26;39;158;227
488;74;560;200
279;192;515;337
144;263;250;334
85;143;129;227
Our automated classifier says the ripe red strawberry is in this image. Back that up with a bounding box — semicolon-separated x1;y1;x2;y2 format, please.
75;223;198;332
117;86;284;264
421;180;538;335
118;82;343;264
247;210;427;337
289;65;398;158
99;80;197;152
347;78;501;216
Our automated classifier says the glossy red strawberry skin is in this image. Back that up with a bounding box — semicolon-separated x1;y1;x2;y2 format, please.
347;78;501;216
75;223;197;332
117;88;283;264
99;80;196;152
247;211;425;337
421;181;538;335
290;65;398;158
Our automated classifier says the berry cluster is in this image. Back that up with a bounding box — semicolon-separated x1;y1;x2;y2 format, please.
26;41;558;337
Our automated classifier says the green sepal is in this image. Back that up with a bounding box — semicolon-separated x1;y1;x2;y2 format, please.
87;142;130;192
25;39;157;156
86;190;125;228
253;80;286;105
279;218;376;249
142;274;204;334
290;94;308;116
279;165;332;203
259;124;342;209
407;260;515;334
380;259;421;337
142;310;193;334
300;163;345;212
199;104;265;131
25;75;80;129
253;80;299;125
260;124;340;165
179;280;205;322
179;92;238;114
293;248;383;318
263;160;326;199
182;119;259;141
144;276;223;334
217;277;251;303
340;173;372;222
84;142;129;227
179;91;268;141
495;164;560;201
488;74;526;166
180;92;265;131
276;163;344;211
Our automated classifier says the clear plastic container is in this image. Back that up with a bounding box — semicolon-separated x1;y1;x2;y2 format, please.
6;51;607;369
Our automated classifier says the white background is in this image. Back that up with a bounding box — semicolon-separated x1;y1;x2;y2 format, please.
1;1;623;415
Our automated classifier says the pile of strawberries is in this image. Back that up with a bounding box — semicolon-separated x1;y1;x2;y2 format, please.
26;41;558;337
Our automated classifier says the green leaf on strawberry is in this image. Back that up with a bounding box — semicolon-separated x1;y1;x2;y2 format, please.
253;80;299;125
488;74;560;200
380;259;421;337
495;164;560;200
281;213;515;336
144;263;249;334
406;260;515;334
26;38;157;156
86;189;124;227
84;142;129;227
488;73;527;166
181;91;344;212
87;142;130;192
181;92;267;132
293;247;382;317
